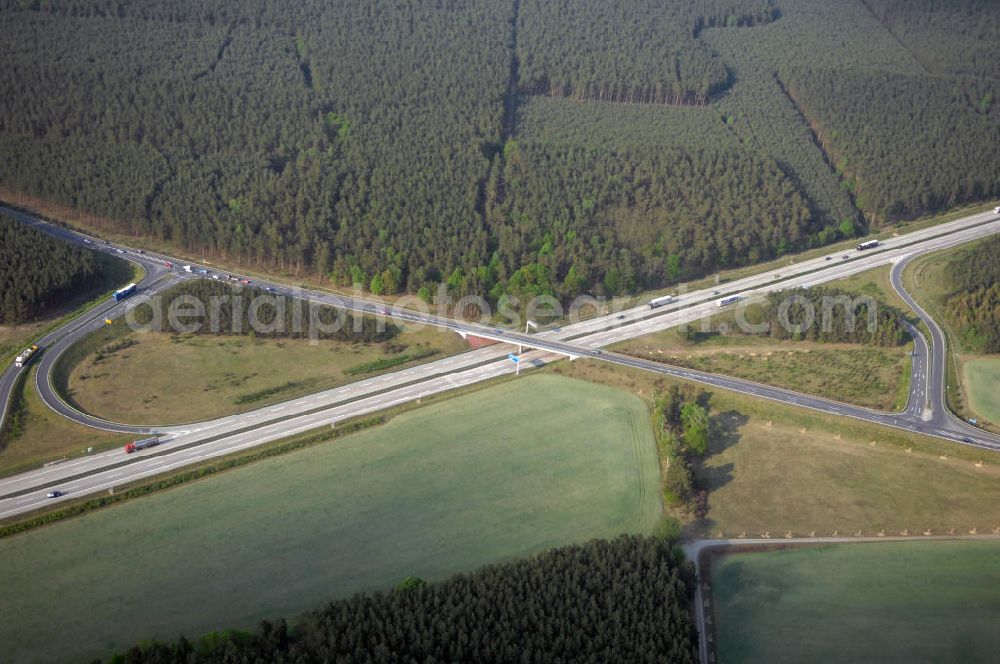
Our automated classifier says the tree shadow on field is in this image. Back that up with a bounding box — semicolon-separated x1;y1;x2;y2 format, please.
692;410;749;532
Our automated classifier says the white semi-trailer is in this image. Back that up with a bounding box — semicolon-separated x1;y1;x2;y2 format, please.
717;294;741;307
14;345;38;368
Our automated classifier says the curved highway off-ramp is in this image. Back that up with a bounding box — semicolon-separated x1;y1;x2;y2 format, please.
19;206;1000;436
0;212;178;433
1;205;1000;515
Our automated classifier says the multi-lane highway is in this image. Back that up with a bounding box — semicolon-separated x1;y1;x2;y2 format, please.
1;204;999;517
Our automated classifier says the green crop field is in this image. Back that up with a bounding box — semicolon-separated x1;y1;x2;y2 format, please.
712;541;1000;664
0;374;661;663
964;360;1000;425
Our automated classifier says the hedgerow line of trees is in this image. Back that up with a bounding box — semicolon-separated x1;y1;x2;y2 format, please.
107;535;699;664
0;212;101;323
654;385;712;515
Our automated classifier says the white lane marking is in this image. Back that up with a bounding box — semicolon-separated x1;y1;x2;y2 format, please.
5;219;999;507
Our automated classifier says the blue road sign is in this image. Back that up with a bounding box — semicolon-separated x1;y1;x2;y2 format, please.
508;353;520;364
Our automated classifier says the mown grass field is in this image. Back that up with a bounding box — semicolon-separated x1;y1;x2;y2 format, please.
695;407;1000;537
0;374;661;663
64;326;468;424
712;541;1000;664
964;360;1000;425
553;361;1000;537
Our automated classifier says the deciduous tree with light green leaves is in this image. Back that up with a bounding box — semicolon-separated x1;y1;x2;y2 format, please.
681;402;709;455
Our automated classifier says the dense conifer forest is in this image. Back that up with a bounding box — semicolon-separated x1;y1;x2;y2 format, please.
0;0;997;303
0;0;510;293
944;237;1000;354
108;536;698;664
864;0;1000;79
0;213;101;323
484;143;814;298
516;0;779;104
784;69;1000;222
775;0;1000;222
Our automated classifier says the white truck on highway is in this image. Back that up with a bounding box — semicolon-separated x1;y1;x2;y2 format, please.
994;205;1000;214
717;294;742;307
14;345;38;368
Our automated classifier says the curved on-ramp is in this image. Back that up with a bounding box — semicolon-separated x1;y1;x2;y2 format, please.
2;205;1000;516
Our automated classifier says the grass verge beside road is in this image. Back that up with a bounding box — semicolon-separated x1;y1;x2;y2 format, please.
0;374;661;663
711;541;1000;664
0;366;129;477
819;265;916;318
